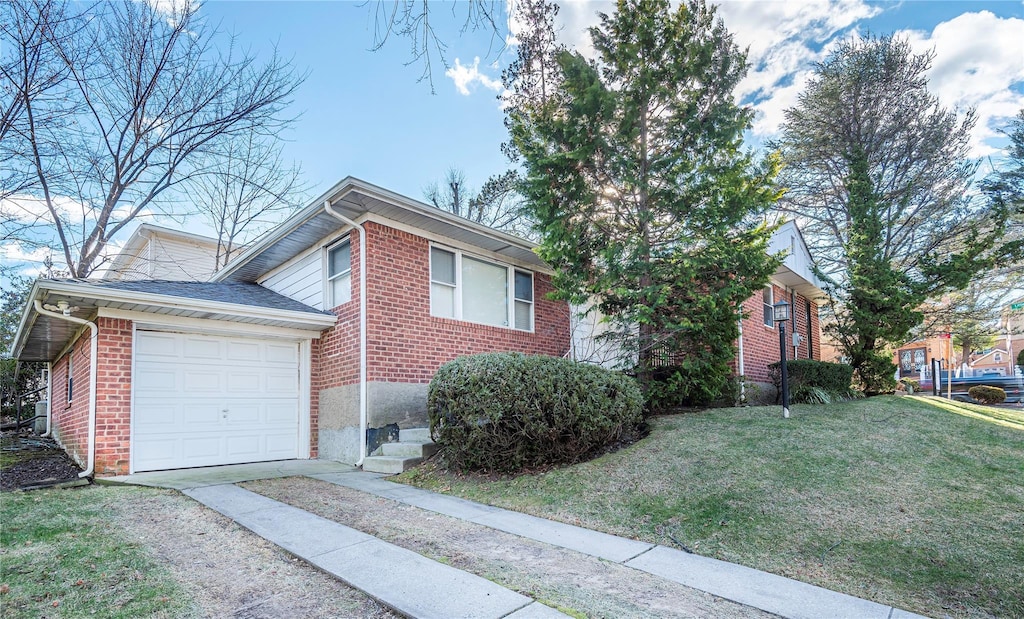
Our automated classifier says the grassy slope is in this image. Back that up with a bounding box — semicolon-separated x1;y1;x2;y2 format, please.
0;486;192;618
400;397;1024;618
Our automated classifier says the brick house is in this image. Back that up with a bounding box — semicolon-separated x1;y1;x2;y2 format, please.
11;178;823;477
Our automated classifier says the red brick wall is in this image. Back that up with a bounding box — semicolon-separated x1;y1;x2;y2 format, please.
93;317;133;476
50;330;92;468
740;284;822;384
360;221;570;383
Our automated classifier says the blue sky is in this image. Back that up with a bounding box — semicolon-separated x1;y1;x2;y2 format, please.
3;0;1024;272
196;0;1024;202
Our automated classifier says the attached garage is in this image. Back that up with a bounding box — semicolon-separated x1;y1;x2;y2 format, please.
132;330;302;472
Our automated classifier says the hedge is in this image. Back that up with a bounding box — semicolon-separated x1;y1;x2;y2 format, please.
968;385;1006;405
427;353;644;472
768;359;855;403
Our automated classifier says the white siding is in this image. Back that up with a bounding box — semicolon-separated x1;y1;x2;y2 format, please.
259;249;323;310
147;236;219;281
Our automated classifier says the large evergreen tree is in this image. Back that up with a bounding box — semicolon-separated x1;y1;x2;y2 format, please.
507;0;780;407
774;35;1006;393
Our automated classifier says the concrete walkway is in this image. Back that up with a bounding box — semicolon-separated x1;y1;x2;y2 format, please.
110;462;929;619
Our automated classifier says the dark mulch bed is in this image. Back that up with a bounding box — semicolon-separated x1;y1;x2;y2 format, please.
1;430;83;491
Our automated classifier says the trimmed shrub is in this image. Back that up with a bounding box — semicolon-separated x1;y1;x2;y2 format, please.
968;385;1006;405
428;353;644;472
899;378;920;394
1018;348;1024;369
769;359;855;404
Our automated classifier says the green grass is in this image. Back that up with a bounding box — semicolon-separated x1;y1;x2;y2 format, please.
0;485;193;618
398;396;1024;618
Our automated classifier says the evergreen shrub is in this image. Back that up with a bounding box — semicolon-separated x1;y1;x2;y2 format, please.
769;359;856;403
428;353;644;472
968;385;1006;405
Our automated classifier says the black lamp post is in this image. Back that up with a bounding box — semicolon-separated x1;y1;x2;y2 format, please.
773;299;791;419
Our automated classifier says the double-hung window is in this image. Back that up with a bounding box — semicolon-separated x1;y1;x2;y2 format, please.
762;286;774;328
430;245;534;331
327;238;352;307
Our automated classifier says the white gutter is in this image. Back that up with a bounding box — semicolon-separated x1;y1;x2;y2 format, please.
324;198;368;467
34;300;97;478
43;361;52;437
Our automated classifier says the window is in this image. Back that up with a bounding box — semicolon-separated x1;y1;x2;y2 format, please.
994;353;1002;363
430;245;534;331
66;354;73;402
805;299;813;359
762;286;774;328
327;239;351;307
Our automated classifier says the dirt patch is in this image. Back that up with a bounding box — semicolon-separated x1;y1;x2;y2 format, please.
243;477;773;619
0;431;82;491
106;486;399;619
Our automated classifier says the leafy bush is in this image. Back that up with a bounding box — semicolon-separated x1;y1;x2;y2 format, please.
769;359;856;403
968;385;1006;405
644;360;736;411
900;378;920;391
428;353;644;472
1018;348;1024;369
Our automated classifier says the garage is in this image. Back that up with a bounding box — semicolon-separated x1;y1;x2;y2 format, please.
133;330;302;472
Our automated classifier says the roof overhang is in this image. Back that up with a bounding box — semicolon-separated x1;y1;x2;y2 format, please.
215;177;547;283
770;220;827;302
11;279;337;361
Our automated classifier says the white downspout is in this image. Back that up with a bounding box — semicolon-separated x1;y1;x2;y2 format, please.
323;200;368;467
737;316;746;404
34;300;97;478
43;361;52;437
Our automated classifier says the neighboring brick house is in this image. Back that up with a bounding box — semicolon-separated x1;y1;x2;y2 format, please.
11;178;823;476
732;220;825;400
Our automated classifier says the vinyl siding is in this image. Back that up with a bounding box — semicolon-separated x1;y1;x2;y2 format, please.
259;249;323;310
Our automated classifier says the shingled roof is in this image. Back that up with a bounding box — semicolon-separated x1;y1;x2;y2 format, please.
60;280;333;316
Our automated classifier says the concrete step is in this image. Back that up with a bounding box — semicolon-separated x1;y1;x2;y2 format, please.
362;455;424;475
381;441;439;458
400;427;431;442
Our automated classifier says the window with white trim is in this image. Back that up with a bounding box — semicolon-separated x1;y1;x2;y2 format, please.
762;286;774;328
327;238;351;307
430;245;534;331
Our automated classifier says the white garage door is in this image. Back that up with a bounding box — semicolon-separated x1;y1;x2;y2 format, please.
133;330;301;472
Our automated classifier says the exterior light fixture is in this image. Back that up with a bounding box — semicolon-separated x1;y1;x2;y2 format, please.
773;299;791;419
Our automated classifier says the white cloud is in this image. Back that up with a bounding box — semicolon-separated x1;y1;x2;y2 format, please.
716;0;882;137
0;194;89;223
900;11;1024;157
446;57;504;96
0;241;53;276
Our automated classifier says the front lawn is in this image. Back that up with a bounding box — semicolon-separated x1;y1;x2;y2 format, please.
398;396;1024;618
0;486;191;618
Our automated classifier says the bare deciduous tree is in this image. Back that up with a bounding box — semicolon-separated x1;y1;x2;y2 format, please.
185;126;308;272
1;0;303;277
423;167;532;238
368;0;506;92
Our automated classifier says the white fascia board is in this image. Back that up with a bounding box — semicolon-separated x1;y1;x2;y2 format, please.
215;176;542;283
37;280;337;330
97;307;325;340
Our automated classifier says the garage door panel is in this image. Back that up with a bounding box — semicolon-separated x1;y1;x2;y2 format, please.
133;330;301;472
267;343;298;364
183;337;221;359
182;436;222;459
136;332;178;357
184;371;222;392
227;341;260;361
135;367;179;392
227;372;261;392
